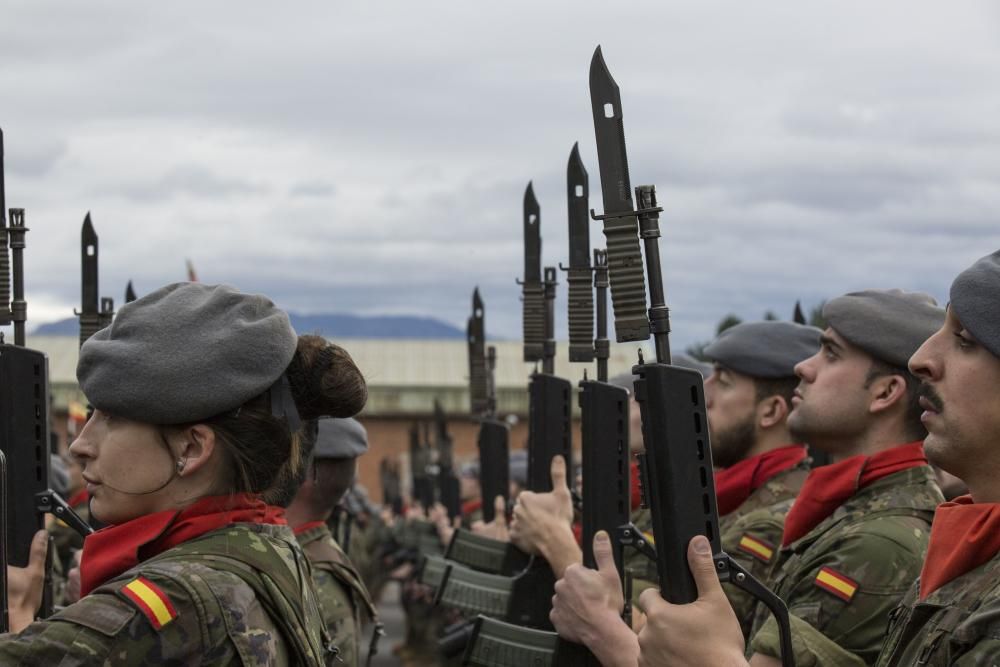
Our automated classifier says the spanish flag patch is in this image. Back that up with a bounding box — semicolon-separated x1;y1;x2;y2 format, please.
121;577;178;630
737;534;775;563
814;567;858;603
641;531;656;545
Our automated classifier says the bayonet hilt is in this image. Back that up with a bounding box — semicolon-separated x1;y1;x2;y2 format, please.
593;249;610;382
542;267;557;375
468;288;489;414
7;209;27;346
486;345;498;417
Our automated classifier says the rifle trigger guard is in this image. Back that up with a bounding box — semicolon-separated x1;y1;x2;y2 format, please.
715;552;795;667
615;523;656;563
35;490;94;538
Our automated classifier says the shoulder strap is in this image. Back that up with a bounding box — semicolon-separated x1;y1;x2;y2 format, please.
303;534;379;621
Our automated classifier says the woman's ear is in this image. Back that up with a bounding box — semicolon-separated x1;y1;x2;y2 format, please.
174;425;216;477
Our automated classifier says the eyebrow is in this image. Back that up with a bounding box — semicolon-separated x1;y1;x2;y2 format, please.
819;334;842;352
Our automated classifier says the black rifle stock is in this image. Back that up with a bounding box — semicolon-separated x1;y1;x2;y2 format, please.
410;422;434;513
434;400;461;521
478;346;509;524
590;46;794;667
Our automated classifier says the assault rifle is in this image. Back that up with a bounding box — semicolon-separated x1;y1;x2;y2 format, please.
457;146;632;667
410;421;435;513
438;183;573;662
0;132;93;629
434;399;461;521
589;47;794;667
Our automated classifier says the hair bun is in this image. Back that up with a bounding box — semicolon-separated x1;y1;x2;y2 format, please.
287;335;367;420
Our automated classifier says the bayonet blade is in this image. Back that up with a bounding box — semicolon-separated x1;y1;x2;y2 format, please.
524;182;541;283
522;182;545;361
589;46;650;342
793;301;806;325
567;142;595;362
79;213;101;348
125;280;137;304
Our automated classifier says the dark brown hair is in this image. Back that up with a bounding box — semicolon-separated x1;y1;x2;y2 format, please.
201;335;367;498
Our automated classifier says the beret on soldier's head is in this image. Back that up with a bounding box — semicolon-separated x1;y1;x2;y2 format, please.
77;282;298;424
672;353;714;379
950;250;1000;359
823;289;945;369
704;321;822;379
312;417;368;460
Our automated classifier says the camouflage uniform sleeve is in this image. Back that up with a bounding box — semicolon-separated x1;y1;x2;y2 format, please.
0;567;242;666
719;507;785;638
751;519;930;665
752;613;867;667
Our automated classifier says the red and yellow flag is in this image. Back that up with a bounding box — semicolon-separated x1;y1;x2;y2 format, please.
737;534;775;563
121;577;178;630
814;566;859;602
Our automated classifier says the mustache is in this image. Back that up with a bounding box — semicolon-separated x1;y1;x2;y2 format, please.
917;382;944;412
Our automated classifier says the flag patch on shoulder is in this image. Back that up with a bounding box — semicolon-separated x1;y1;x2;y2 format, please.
737;534;775;563
814;567;858;602
121;577;178;630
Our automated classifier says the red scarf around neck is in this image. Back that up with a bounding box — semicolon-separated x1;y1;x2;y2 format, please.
463;498;483;517
292;520;327;536
781;442;927;547
67;488;90;509
919;495;1000;600
80;493;285;597
714;445;808;517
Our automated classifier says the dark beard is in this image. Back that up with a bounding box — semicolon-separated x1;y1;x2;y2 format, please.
711;417;757;469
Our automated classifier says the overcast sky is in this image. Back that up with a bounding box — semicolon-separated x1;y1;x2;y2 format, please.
2;1;1000;351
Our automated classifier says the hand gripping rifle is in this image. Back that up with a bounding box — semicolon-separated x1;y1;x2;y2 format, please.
0;134;93;629
590;47;794;667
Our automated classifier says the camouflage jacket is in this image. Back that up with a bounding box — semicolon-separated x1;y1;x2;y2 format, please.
874;548;1000;666
721;459;810;639
0;523;332;666
298;523;379;667
750;465;942;666
625;461;809;619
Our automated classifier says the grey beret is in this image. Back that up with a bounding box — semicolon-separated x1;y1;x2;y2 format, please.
704;321;822;379
509;449;528;487
823;289;945;368
78;282;298;424
951;250;1000;359
313;417;368;459
672;353;712;379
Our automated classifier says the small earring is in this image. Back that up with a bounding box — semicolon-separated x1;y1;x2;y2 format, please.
176;459;186;473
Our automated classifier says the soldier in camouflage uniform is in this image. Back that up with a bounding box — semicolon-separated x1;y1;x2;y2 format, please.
610;253;1000;667
287;417;380;667
1;282;367;665
746;290;946;666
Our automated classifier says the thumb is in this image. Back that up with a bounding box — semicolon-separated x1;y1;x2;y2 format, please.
550;455;567;492
494;495;508;526
687;535;723;599
28;530;49;576
592;531;619;579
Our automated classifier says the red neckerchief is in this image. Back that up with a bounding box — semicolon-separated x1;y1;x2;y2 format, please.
292;520;327;536
919;495;1000;600
80;493;285;597
462;498;483;517
714;445;808;517
781;442;927;547
630;460;642;510
67;488;90;509
572;521;583;546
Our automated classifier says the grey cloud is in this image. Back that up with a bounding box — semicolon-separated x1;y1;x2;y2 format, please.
289;181;335;198
111;165;266;202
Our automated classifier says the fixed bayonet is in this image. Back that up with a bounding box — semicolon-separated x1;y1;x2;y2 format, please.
590;48;794;667
468;288;488;414
589;46;651;343
521;183;544;362
77;213;100;348
564;143;595;362
125;280;137;304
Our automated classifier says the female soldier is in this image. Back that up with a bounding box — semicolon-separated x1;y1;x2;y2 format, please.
1;282;366;665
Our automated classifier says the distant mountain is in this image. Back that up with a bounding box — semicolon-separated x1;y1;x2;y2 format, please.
33;313;465;339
